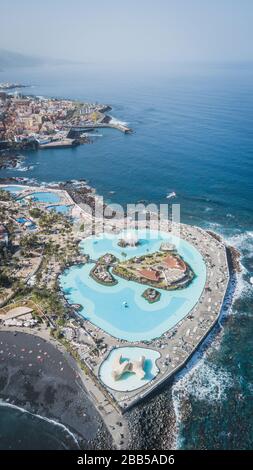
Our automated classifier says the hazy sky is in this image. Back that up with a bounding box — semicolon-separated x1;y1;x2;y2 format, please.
1;0;252;63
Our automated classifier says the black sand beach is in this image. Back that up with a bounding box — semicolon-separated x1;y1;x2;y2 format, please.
0;331;112;450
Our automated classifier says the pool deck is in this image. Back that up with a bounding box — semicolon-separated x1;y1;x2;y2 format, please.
0;183;231;414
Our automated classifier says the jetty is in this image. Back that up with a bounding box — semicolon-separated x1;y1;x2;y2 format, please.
65;122;133;134
38;138;79;149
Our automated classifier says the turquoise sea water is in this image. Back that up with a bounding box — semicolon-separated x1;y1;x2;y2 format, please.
60;230;206;341
0;62;253;449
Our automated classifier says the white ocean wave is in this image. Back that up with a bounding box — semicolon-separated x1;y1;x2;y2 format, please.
173;362;233;404
16;165;34;172
232;270;251;302
203;221;222;230
0;400;80;448
170;258;238;448
170;227;253;448
225;231;253;301
202;226;253;301
109;116;129;126
171;359;234;448
225;230;253;254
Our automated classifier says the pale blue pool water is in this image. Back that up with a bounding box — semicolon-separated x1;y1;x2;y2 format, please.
47;204;72;214
23;191;61;204
99;346;160;392
1;185;26;194
60;229;206;342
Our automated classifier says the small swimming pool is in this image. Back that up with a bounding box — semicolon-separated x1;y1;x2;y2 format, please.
21;191;61;204
99;346;160;392
0;185;26;194
16;217;30;224
47;204;72;214
16;217;37;230
60;229;207;342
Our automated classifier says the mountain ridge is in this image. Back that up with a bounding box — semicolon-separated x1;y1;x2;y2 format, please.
0;49;82;71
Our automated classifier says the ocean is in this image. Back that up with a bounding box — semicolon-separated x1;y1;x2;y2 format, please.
0;61;252;449
0;402;79;450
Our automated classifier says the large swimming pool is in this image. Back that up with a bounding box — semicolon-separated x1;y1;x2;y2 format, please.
59;230;206;342
21;191;61;204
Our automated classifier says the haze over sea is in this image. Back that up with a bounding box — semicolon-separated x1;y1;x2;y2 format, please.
0;62;253;449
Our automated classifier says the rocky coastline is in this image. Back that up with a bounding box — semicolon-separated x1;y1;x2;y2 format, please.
127;385;177;450
0;151;24;170
207;230;241;274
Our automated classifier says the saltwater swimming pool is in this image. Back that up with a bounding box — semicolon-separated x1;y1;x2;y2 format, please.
59;230;206;342
21;191;61;204
1;185;26;194
99;346;160;392
47;204;72;214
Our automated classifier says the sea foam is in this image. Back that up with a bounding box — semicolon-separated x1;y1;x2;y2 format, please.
0;400;80;448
